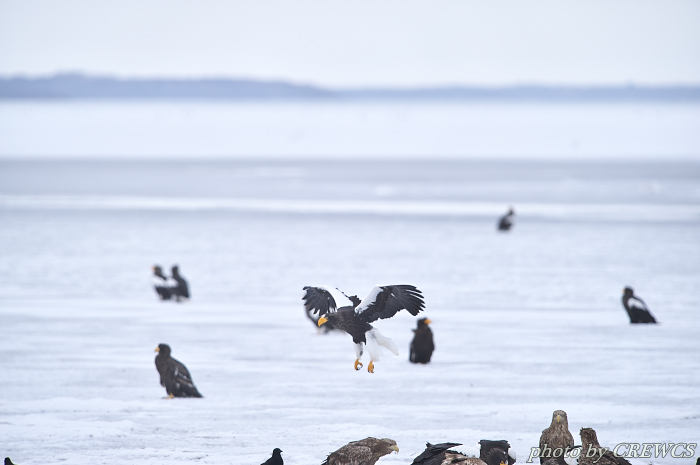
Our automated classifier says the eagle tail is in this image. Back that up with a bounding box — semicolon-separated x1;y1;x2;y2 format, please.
368;328;399;357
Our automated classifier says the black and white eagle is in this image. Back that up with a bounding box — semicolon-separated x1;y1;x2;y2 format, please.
622;287;656;324
154;343;203;398
302;285;425;373
152;265;172;300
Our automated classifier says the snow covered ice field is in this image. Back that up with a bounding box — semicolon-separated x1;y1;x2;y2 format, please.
1;111;700;464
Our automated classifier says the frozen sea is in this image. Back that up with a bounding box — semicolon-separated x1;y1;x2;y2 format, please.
1;102;700;465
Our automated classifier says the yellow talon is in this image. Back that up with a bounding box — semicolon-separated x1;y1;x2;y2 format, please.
368;361;375;373
354;359;363;370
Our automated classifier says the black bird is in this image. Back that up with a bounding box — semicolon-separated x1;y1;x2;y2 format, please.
479;440;516;465
410;318;435;364
302;285;425;373
154;343;203;398
622;287;656;323
261;448;283;465
5;458;17;465
411;442;463;465
170;265;190;302
152;265;172;300
497;208;515;231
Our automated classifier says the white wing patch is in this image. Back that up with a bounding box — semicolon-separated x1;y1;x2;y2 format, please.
318;285;353;309
356;285;385;313
628;297;646;310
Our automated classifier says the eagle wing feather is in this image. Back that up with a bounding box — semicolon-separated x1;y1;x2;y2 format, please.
302;286;354;316
356;285;425;323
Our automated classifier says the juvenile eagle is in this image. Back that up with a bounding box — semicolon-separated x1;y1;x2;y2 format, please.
261;448;283;465
579;428;630;465
409;318;434;364
302;285;425;372
621;287;656;324
322;437;398;465
154;343;203;398
539;410;574;465
497;207;515;231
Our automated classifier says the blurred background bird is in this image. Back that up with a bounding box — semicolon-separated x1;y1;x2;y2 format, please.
621;287;656;323
409;318;434;364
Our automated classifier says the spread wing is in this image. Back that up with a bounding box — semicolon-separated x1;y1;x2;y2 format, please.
302;286;354;316
356;285;425;323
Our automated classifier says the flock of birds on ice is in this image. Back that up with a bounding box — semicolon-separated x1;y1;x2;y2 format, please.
5;209;662;465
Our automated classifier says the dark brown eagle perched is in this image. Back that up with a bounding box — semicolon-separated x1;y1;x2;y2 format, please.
302;285;425;373
322;437;399;465
539;410;574;465
154;343;202;398
621;287;656;323
479;440;516;465
412;442;487;465
579;428;631;465
409;318;434;364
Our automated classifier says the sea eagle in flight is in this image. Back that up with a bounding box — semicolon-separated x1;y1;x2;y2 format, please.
322;437;398;465
621;287;656;323
302;284;425;372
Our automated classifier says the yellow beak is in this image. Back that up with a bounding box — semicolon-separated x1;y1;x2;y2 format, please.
424;319;432;325
557;414;561;422
391;445;399;453
154;347;160;352
318;317;328;327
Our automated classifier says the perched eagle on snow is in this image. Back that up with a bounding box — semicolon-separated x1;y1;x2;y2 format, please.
579;428;631;465
621;287;656;324
154;343;203;398
302;285;425;373
322;437;399;465
409;318;434;364
539;410;574;465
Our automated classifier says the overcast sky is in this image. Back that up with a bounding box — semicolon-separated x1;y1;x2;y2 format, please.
1;1;699;88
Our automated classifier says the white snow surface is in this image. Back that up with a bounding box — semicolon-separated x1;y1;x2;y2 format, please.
1;158;699;464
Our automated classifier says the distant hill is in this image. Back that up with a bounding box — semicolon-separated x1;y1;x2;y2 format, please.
1;73;699;101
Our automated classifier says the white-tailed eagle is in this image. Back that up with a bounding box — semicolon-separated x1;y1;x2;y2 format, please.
302;284;425;373
322;437;398;465
539;410;574;465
